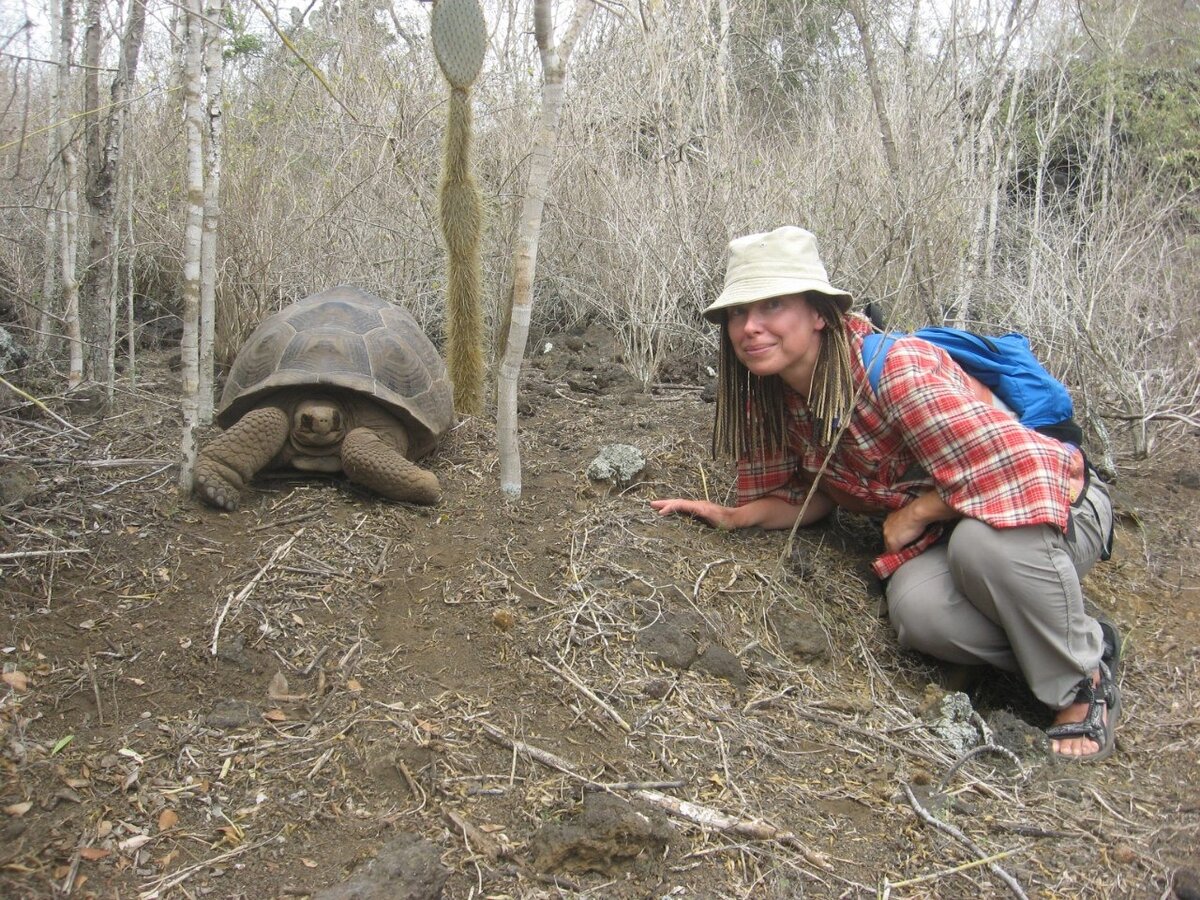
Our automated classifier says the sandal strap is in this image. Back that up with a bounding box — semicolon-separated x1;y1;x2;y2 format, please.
1047;669;1112;744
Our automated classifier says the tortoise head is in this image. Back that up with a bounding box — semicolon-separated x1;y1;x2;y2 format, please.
292;398;345;449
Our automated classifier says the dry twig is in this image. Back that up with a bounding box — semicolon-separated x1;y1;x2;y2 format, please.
902;782;1029;899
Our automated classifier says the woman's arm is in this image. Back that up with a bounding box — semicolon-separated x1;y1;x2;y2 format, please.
651;491;835;531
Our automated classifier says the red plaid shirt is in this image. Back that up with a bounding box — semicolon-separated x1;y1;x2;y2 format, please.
736;315;1076;578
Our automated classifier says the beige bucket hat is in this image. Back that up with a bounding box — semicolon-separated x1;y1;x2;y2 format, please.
702;226;852;322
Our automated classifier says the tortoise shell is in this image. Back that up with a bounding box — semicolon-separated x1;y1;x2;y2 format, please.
217;286;454;457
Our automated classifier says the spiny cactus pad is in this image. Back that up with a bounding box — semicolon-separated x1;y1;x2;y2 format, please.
431;0;487;89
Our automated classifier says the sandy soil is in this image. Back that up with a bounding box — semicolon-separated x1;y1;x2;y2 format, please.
2;326;1198;899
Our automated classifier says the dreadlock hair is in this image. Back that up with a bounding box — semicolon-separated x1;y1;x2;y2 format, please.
712;292;856;460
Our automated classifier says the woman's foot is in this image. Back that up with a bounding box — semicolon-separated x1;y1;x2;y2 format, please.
1046;662;1121;762
1050;671;1104;757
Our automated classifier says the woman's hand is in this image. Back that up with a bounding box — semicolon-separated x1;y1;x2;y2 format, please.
650;498;740;530
883;490;958;552
882;504;929;552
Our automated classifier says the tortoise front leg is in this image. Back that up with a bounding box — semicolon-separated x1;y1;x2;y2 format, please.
341;427;441;505
194;406;290;511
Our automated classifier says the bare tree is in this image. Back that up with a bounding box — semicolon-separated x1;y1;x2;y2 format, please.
48;0;85;386
198;0;225;422
80;0;148;394
179;0;206;492
496;0;594;499
846;0;937;315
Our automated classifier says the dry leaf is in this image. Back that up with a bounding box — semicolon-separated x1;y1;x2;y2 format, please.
4;801;33;817
79;847;110;861
491;608;516;631
158;809;179;831
268;671;290;700
346;678;363;693
63;777;90;789
2;670;28;692
118;834;152;852
301;858;318;868
262;708;287;722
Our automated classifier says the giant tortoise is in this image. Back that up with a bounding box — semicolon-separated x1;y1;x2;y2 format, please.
194;286;454;511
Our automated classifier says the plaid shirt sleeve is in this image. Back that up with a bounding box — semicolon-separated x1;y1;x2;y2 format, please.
873;336;1074;548
736;450;810;506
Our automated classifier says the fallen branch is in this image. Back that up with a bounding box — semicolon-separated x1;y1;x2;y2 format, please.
138;833;279;899
0;374;91;438
97;464;173;496
0;548;88;561
74;458;173;467
210;529;304;655
882;847;1020;894
443;806;511;861
902;782;1028;899
793;706;943;765
536;655;632;733
479;722;832;870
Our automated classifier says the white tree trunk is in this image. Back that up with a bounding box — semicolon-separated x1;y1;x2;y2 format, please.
199;0;226;423
55;0;84;387
496;0;594;498
38;0;65;356
80;0;103;381
82;0;148;396
179;0;206;493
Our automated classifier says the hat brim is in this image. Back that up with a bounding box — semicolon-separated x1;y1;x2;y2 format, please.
702;278;852;323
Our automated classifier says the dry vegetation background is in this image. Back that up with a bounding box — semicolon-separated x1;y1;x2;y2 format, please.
0;0;1197;458
1;0;1200;898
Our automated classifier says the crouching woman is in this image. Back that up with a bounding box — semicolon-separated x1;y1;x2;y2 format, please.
652;226;1119;762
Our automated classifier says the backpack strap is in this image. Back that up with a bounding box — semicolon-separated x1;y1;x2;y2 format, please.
860;332;902;395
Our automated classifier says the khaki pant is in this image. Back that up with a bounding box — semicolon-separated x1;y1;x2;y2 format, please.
886;474;1114;710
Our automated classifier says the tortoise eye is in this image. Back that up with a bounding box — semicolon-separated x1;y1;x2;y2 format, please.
333;412;342;430
301;414;312;429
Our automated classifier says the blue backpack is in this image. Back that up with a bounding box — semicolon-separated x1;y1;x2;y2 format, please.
860;327;1082;444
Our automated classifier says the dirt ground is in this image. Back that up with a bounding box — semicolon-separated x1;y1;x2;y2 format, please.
2;326;1198;899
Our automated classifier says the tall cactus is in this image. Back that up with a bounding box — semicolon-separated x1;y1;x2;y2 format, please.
432;0;487;415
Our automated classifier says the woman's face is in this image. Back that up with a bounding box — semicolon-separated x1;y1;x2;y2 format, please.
726;293;826;392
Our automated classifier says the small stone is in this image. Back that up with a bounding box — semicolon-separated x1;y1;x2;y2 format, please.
767;607;829;663
1174;470;1200;490
586;444;646;485
642;678;671;699
637;622;697;670
205;699;257;730
312;832;448;900
692;645;746;686
919;688;981;755
0;462;37;507
1173;866;1200;900
531;794;674;876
